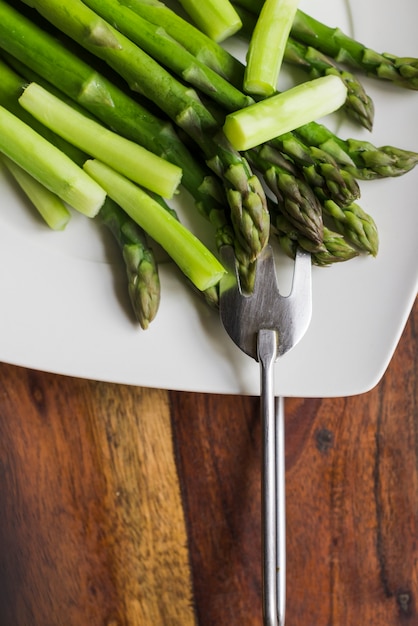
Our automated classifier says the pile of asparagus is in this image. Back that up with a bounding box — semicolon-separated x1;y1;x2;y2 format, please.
0;0;417;328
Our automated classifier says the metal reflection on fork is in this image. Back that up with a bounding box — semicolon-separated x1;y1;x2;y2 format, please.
219;245;312;626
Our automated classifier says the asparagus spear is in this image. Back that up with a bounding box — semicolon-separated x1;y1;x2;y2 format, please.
84;159;226;292
244;0;300;96
0;104;105;217
67;0;385;211
322;200;379;256
0;1;237;258
78;0;253;112
248;145;323;247
176;0;242;42
234;1;418;90
294;122;418;180
19;81;182;199
283;38;375;131
77;0;364;219
275;217;359;266
290;9;418;91
223;75;347;150
269;134;360;207
99;198;161;328
0;53;161;326
19;0;269;261
1;154;71;230
114;0;245;82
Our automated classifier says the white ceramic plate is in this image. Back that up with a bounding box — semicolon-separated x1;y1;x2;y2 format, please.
0;0;417;397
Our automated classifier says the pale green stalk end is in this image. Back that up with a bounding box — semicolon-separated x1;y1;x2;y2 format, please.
0;105;106;217
19;82;182;199
223;75;347;151
178;0;242;42
2;155;71;230
83;159;226;291
244;0;301;97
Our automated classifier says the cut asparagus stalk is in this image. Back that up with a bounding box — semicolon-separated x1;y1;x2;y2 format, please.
19;0;269;260
1;154;71;230
177;0;242;42
223;75;347;151
234;0;418;89
112;0;245;82
83;159;226;291
80;0;253;112
0;104;105;217
244;0;300;96
19;82;182;199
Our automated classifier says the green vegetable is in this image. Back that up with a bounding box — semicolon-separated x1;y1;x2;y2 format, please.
294;123;418;180
234;0;418;89
0;104;105;217
0;2;237;261
176;0;242;42
1;154;71;230
248;145;323;246
19;81;182;199
322;200;379;256
20;0;269;261
113;0;245;82
272;210;359;266
283;37;375;131
244;0;300;96
223;75;347;151
99;198;161;328
81;0;252;112
0;53;161;326
234;4;375;130
84;159;226;292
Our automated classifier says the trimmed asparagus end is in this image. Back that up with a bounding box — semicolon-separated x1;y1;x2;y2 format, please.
177;0;242;42
19;82;182;199
244;0;300;97
2;155;71;230
0;105;105;217
84;159;226;292
223;75;347;151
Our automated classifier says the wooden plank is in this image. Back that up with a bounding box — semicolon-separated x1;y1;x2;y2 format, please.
170;299;418;625
0;375;196;626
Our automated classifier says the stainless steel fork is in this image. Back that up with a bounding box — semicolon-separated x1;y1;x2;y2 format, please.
219;244;312;626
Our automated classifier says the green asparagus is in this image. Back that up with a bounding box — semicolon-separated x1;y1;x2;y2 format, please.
0;52;164;326
322;200;379;256
244;0;300;96
19;0;269;260
1;154;71;230
248;145;323;246
269;134;360;207
294;123;418;180
223;75;347;150
176;0;242;42
84;159;226;291
273;211;359;266
19;81;182;199
234;1;418;90
80;0;253;112
0;104;105;217
0;2;237;258
113;0;245;82
99;197;161;328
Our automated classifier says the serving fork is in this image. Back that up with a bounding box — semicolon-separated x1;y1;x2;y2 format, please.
219;244;312;626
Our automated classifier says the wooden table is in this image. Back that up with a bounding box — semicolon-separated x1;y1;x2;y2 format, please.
0;299;416;626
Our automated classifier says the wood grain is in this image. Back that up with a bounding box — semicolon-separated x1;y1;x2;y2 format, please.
0;378;195;626
0;299;415;625
170;298;418;626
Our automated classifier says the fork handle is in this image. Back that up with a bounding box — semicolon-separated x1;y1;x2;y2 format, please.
258;329;286;626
